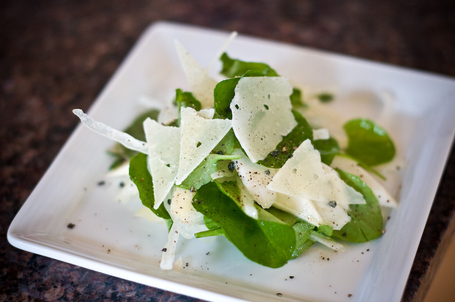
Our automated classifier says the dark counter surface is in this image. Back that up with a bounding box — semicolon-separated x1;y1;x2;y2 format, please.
1;0;454;301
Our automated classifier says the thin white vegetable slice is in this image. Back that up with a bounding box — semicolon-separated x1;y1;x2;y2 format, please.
232;149;278;209
330;155;398;207
175;107;232;185
169;187;206;239
235;177;259;219
73;109;148;154
206;31;238;73
230;77;297;163
160;222;180;270
160;187;207;270
143;118;180;209
310;232;344;251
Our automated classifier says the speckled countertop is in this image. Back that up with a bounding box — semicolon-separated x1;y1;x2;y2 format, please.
1;0;454;301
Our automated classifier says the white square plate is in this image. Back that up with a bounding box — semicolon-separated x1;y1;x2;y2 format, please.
8;22;455;302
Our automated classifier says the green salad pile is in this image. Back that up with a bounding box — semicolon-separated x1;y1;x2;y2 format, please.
74;38;398;270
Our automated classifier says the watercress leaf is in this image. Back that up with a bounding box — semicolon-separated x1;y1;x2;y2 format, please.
344;118;395;166
204;216;221;230
195;228;225;238
258;110;313;168
261;207;315;259
313;137;340;165
290;88;305;108
265;207;300;226
316;92;334;103
212;129;239;155
214;78;239;119
220;52;279;78
332;169;383;243
179;154;240;190
109;109;159;169
292;220;315;259
175;88;202;111
129;153;171;220
193;181;296;268
317;225;333;237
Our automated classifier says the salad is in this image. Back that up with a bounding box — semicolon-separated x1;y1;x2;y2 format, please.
73;34;399;270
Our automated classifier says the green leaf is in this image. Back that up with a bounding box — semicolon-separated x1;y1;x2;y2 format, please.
344;118;395;166
109;109;159;169
263;208;315;259
313;137;340;165
212;129;239;155
316;92;334;103
316;225;333;237
195;228;225;238
220;52;279;78
174;89;202;127
129;153;171;220
265;207;300;226
332;169;383;243
179;154;240;190
290;88;305;108
258;110;313;168
292;221;315;259
175;88;202;111
193;181;296;268
213;78;238;119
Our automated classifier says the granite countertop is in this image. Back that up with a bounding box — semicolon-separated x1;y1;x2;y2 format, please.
1;0;454;301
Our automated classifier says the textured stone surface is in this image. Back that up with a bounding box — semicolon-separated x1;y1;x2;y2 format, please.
1;0;454;301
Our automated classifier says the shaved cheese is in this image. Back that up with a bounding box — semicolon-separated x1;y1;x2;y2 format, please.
175;107;232;185
313;201;351;230
143;118;180;209
73;109;148;154
232;149;278;209
274;194;323;226
197;108;215;119
268;139;365;208
230;77;297;163
330;155;398;207
175;40;217;109
313;128;330;140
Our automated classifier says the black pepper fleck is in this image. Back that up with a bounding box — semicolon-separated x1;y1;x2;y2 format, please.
228;161;235;172
270;150;280;157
